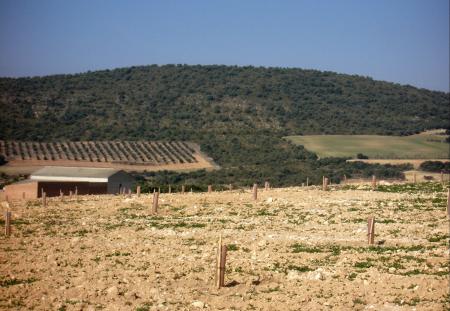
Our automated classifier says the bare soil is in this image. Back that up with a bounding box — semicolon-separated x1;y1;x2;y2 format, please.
0;185;448;310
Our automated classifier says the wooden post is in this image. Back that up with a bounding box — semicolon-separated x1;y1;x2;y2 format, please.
216;235;227;288
228;184;232;191
60;190;64;201
190;188;193;194
367;217;375;245
42;192;47;207
208;185;212;193
343;175;347;184
152;191;159;214
168;185;171;194
306;177;309;187
264;181;270;191
137;186;141;197
128;188;132;198
158;187;161;193
69;190;73;199
4;211;11;237
322;177;328;191
75;186;78;196
413;173;417;184
252;183;258;201
447;188;450;217
181;185;185;194
371;175;377;190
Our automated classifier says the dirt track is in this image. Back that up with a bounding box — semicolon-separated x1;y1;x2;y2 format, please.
1;185;449;310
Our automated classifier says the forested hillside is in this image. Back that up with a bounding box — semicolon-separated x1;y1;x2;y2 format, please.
1;65;448;187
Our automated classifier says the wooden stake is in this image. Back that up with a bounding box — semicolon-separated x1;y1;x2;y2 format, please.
168;185;171;194
367;217;375;245
228;184;232;191
137;186;141;197
306;177;309;187
208;185;212;193
60;191;64;201
371;175;377;190
216;235;227;288
128;188;132;198
446;188;450;217
69;190;73;198
322;177;328;191
42;192;47;207
152;191;159;214
252;183;258;201
264;181;270;191
75;186;78;196
413;173;417;184
343;175;347;184
4;211;11;237
181;185;185;194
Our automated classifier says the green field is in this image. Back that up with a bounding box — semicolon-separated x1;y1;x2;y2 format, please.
285;133;450;159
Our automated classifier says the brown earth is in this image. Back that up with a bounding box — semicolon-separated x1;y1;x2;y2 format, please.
0;185;449;310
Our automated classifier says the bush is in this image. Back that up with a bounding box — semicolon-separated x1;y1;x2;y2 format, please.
356;153;369;159
419;161;450;173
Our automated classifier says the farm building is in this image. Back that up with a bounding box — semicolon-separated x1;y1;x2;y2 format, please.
3;166;135;200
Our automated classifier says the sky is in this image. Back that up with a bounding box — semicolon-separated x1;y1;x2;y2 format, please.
0;0;448;92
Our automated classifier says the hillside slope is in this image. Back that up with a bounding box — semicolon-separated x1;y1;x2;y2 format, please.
0;65;448;185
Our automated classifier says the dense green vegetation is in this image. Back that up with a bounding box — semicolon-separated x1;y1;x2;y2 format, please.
419;161;450;173
1;64;448;187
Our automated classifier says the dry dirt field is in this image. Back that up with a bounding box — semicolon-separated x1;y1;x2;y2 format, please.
1;183;449;310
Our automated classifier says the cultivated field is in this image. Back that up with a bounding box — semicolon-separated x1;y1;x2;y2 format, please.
1;183;449;310
0;141;216;174
285;133;449;159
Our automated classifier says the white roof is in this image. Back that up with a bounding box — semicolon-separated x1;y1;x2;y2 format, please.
30;166;121;183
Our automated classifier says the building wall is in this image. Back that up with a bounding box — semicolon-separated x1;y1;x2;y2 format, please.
37;181;107;197
107;171;135;194
4;181;38;201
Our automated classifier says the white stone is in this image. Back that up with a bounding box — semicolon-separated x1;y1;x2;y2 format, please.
191;300;205;308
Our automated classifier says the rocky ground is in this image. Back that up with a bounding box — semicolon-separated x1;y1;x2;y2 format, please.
0;183;449;310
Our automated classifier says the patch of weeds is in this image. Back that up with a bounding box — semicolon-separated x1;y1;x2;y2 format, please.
427;234;448;242
354;261;373;269
0;277;37;287
228;244;239;251
348;272;358;281
106;251;131;257
135;302;153;311
234;266;243;273
377;182;445;194
353;298;365;305
256;209;276;216
292;243;323;253
378;219;395;224
287;265;314;272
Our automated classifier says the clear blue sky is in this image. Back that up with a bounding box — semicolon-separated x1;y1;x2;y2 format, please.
0;0;448;92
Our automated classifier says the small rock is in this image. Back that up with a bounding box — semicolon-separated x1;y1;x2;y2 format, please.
388;267;396;273
191;300;205;308
106;286;118;296
266;197;273;203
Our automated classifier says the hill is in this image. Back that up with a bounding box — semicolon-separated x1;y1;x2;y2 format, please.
0;65;448;186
